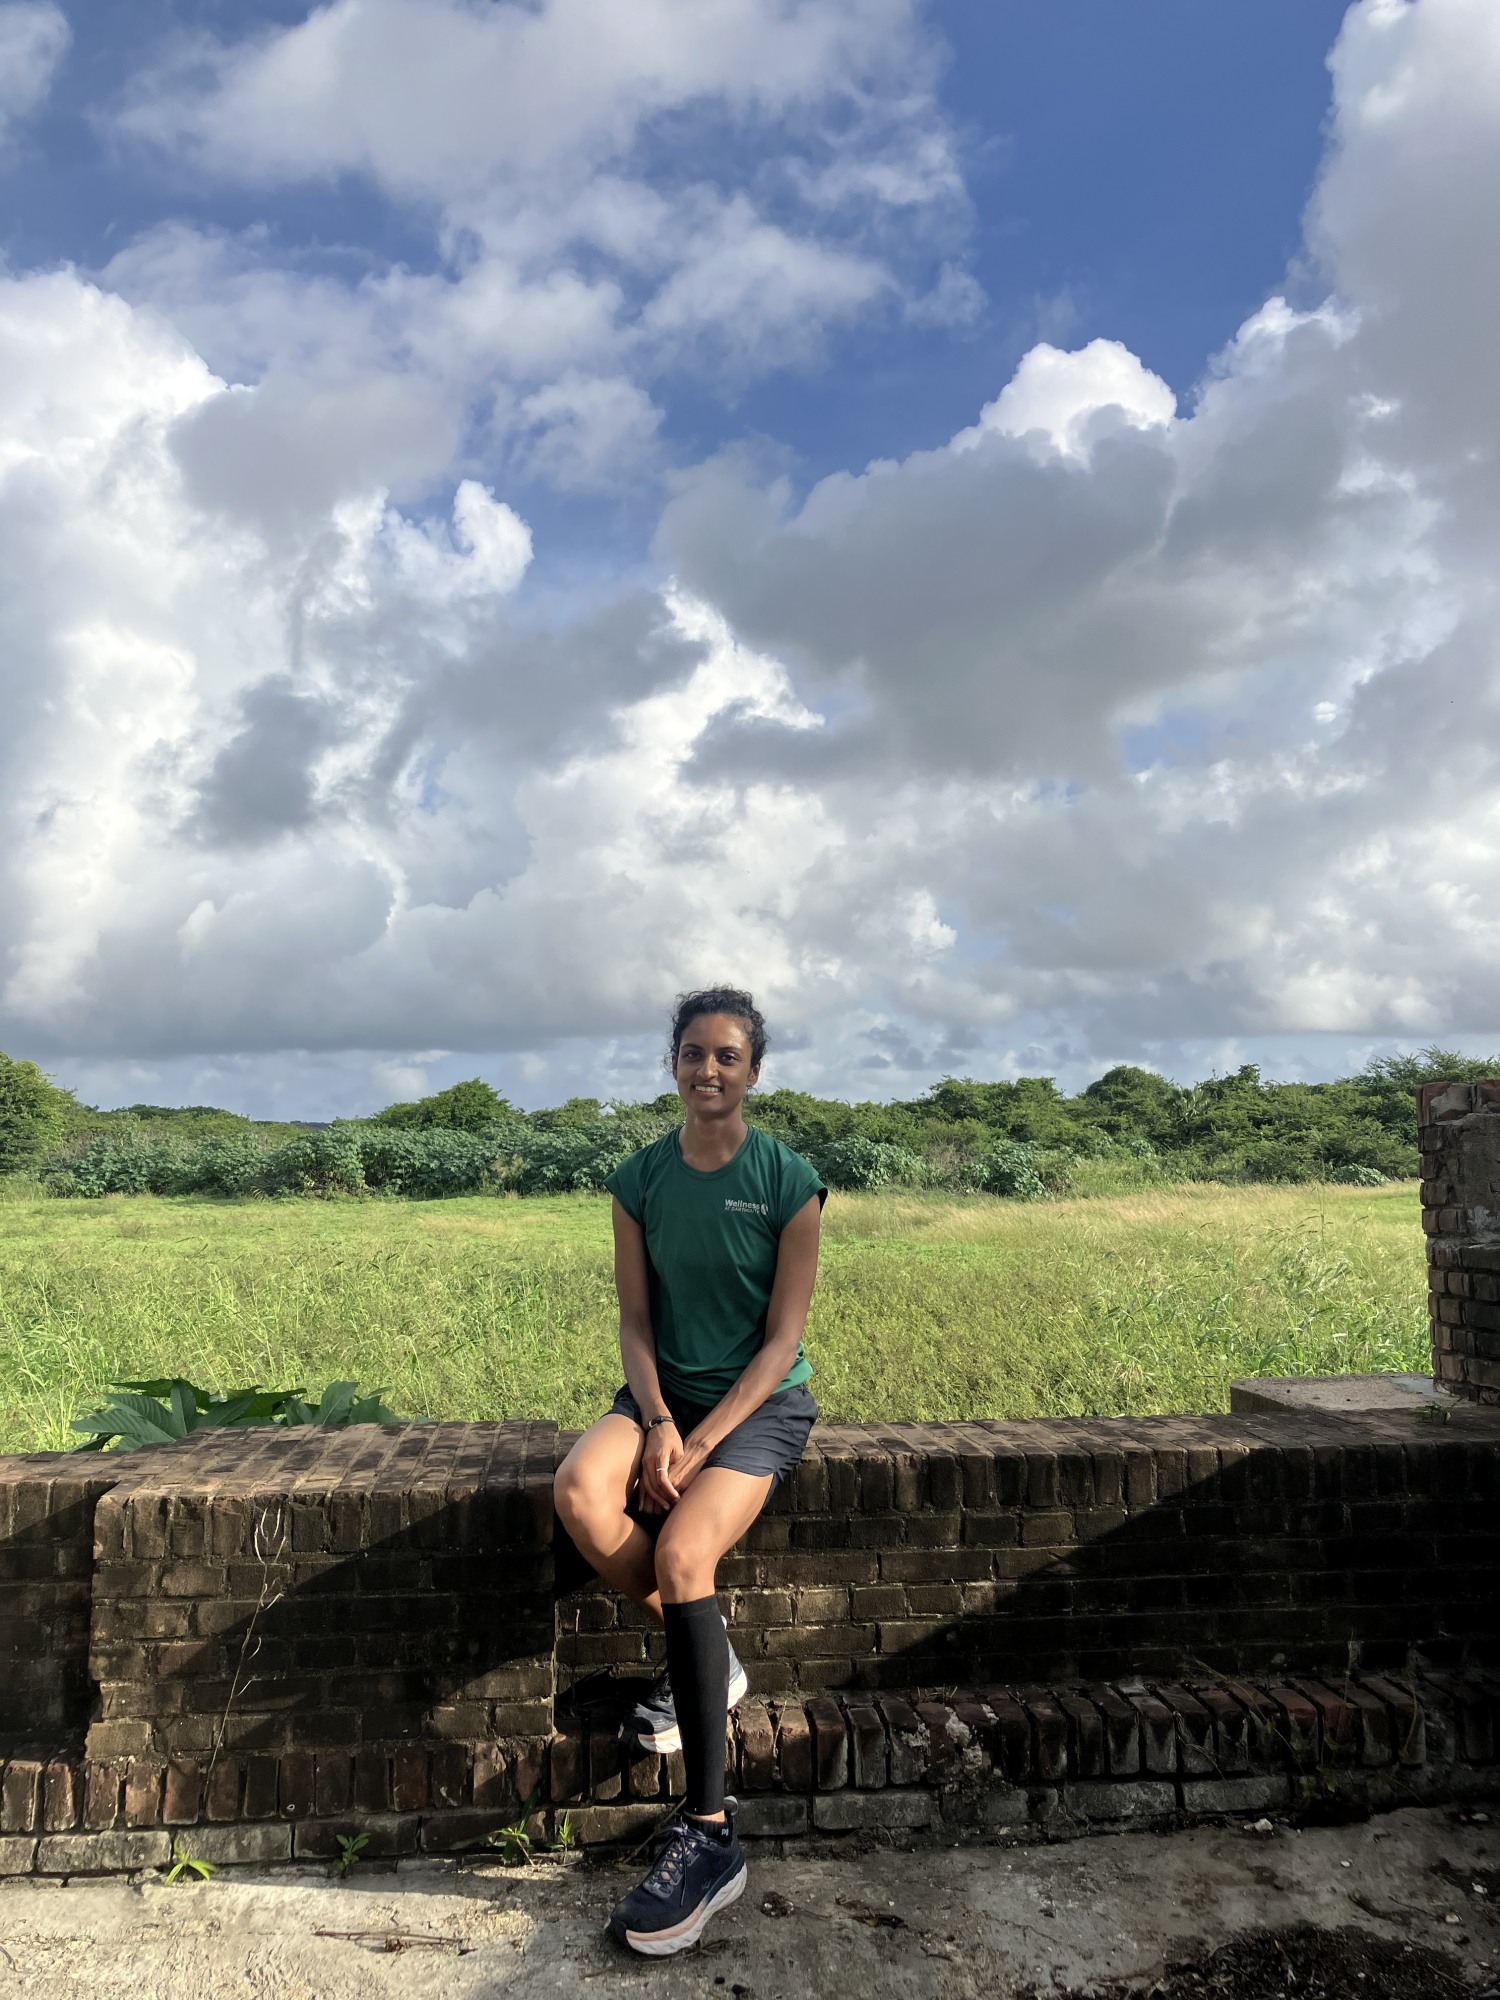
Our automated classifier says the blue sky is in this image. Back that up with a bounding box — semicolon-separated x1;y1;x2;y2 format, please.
1;0;1498;1116
6;0;1350;555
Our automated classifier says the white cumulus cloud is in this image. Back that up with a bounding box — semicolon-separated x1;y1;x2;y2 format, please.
0;1;68;143
3;0;1500;1108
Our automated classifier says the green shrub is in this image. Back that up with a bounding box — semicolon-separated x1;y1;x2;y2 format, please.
369;1078;519;1132
0;1054;78;1174
816;1136;923;1192
1327;1164;1387;1187
975;1140;1050;1201
260;1131;367;1197
71;1377;407;1451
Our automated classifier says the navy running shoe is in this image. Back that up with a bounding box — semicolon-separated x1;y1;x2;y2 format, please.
625;1642;748;1754
609;1803;747;1957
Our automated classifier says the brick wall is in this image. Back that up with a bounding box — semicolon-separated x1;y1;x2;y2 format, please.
1421;1078;1500;1403
83;1422;556;1838
0;1398;1497;1863
559;1407;1500;1703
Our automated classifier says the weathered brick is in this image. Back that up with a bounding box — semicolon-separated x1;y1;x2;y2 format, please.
845;1701;887;1788
1156;1684;1216;1776
877;1695;927;1786
40;1760;78;1834
988;1697;1031;1785
849;1585;907;1620
159;1562;226;1599
1089;1686;1141;1777
1192;1684;1250;1774
775;1702;814;1792
82;1762;121;1830
472;1742;511;1811
36;1830;172;1874
736;1699;777;1792
123;1759;162;1828
793;1587;849;1624
420;1742;464;1812
1057;1691;1105;1779
806;1697;848;1790
204;1756;241;1821
1127;1692;1177;1777
244;1760;282;1824
1291;1679;1356;1762
1;1759;42;1834
813;1790;934;1831
548;1727;584;1805
162;1759;202;1825
1264;1685;1320;1770
1358;1675;1426;1765
737;1795;808;1838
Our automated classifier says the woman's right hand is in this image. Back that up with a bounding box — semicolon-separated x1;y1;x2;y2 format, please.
638;1420;683;1512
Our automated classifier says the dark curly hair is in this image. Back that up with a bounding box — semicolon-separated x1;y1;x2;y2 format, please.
669;987;769;1071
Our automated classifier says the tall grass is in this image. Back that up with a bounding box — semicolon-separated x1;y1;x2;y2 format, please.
0;1183;1427;1452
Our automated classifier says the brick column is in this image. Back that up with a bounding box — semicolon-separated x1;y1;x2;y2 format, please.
1420;1079;1500;1404
0;1457;117;1751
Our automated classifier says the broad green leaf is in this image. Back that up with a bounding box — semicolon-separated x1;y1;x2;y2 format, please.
198;1392;262;1427
100;1389;189;1432
315;1381;358;1424
115;1378;215;1410
347;1393;397;1424
70;1411;126;1436
235;1388;306;1421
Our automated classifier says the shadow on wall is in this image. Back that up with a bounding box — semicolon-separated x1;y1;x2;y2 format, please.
554;1411;1500;1711
0;1459;114;1754
76;1425;558;1820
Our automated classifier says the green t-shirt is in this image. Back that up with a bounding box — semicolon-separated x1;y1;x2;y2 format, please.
605;1124;826;1404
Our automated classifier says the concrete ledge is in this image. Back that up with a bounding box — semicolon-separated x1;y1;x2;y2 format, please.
1181;1774;1291;1815
737;1797;809;1839
1063;1780;1177;1824
813;1790;934;1832
36;1830;171;1874
185;1824;292;1867
1228;1373;1450;1415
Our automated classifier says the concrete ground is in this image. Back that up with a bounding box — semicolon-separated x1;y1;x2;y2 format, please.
0;1806;1495;1999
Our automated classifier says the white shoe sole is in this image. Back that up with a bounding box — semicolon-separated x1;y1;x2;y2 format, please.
622;1860;747;1956
629;1663;749;1755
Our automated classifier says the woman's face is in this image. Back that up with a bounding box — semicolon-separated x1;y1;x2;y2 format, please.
673;1013;759;1118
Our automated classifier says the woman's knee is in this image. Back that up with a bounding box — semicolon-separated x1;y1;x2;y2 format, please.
654;1521;715;1598
554;1456;612;1538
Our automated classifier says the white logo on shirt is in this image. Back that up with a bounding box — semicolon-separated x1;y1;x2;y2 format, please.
724;1198;768;1215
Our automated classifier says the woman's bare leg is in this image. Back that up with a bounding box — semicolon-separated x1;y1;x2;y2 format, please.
652;1468;774;1605
553;1415;664;1620
651;1468;775;1824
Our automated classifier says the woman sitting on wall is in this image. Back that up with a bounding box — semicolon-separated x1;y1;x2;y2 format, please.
553;986;824;1958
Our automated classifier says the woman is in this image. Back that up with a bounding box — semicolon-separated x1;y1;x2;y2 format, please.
553;986;824;1958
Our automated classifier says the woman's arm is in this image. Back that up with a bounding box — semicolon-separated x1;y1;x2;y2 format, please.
663;1193;822;1499
611;1198;680;1510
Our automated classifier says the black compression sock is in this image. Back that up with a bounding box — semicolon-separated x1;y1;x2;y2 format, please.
661;1595;729;1818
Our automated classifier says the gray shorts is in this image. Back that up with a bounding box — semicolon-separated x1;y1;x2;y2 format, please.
607;1381;817;1487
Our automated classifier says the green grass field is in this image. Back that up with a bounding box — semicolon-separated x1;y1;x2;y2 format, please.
0;1182;1429;1454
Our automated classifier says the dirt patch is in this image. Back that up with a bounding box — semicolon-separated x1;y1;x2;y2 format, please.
1023;1922;1485;2000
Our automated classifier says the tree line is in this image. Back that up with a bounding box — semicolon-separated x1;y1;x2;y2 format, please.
1;1046;1494;1201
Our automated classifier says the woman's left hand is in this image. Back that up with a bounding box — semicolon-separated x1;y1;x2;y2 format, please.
659;1436;711;1502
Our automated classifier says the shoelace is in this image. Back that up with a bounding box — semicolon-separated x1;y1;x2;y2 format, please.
645;1668;672;1709
641;1822;702;1897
